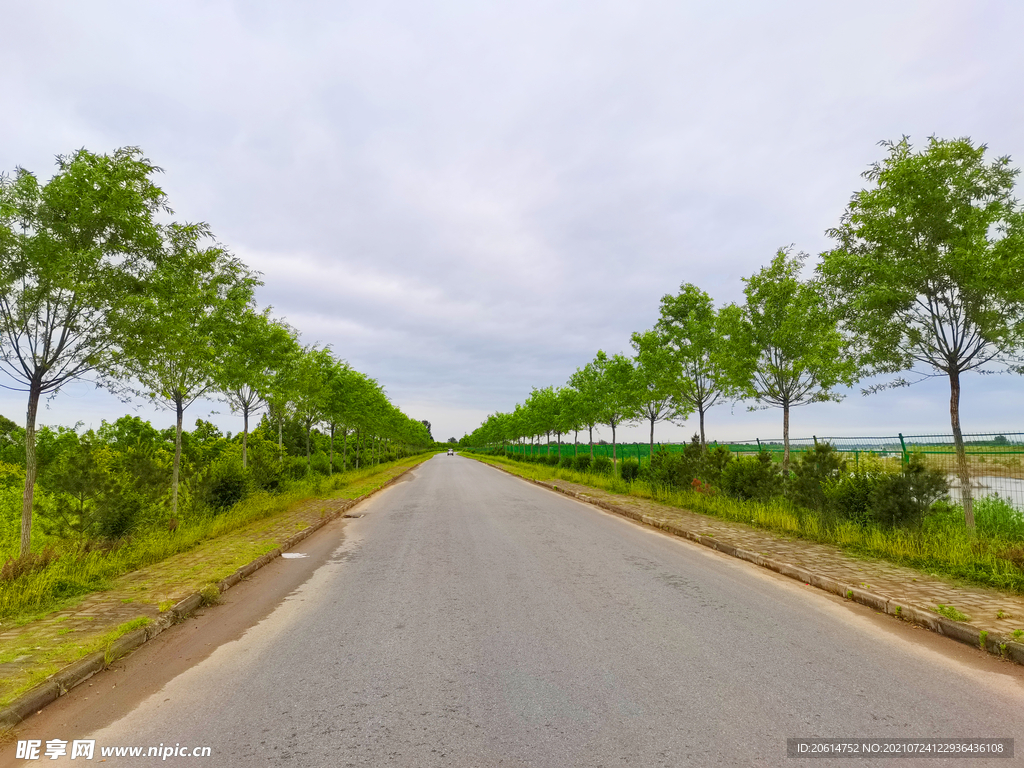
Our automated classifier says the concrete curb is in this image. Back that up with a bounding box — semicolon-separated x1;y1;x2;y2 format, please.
0;460;423;729
481;459;1024;667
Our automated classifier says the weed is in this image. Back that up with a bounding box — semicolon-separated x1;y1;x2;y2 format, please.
1014;629;1023;641
198;584;221;607
894;606;902;618
935;604;970;622
845;589;853;599
158;600;174;613
998;610;1006;619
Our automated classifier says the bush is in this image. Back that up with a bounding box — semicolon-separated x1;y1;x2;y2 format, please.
592;456;613;474
828;453;948;528
721;452;783;502
646;436;733;490
573;454;593;472
824;471;882;525
790;443;846;512
545;454;560;466
867;453;948;528
558;456;574;469
647;448;685;487
620;459;640;482
202;457;250;512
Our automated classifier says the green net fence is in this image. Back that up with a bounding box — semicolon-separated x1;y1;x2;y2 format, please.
493;432;1024;510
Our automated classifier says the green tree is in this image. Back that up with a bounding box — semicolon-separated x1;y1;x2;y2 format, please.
569;360;604;457
655;283;741;448
730;248;858;471
820;136;1024;528
593;350;636;466
0;148;167;555
116;223;259;517
290;345;335;472
221;310;297;469
629;329;682;457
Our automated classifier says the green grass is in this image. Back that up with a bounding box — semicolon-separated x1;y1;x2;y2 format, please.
473;453;1024;595
0;455;428;622
935;604;971;622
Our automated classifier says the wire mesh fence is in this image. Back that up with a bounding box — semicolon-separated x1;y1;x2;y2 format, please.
497;432;1024;510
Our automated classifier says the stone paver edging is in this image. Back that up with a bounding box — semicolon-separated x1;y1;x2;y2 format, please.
0;462;420;729
481;460;1024;666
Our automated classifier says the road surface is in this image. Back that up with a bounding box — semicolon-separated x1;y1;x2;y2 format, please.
8;454;1024;766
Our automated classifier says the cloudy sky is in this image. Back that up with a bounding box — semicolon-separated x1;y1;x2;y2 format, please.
2;0;1022;444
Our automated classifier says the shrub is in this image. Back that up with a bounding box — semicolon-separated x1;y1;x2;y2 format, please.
620;459;640;482
573;454;593;472
647;448;685;487
646;436;733;490
824;471;882;525
592;456;613;474
868;453;948;528
830;453;948;528
790;443;846;512
545;454;560;466
558;456;574;469
721;452;783;502
202;457;250;512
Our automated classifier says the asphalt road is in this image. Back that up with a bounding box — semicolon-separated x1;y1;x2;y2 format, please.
14;454;1024;766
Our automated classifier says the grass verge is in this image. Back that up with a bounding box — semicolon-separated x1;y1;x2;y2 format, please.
472;453;1024;595
0;455;430;623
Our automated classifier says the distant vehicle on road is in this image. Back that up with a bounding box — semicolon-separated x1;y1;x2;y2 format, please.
447;448;454;456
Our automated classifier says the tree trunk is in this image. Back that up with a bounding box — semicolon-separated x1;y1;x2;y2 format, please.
173;394;184;519
573;430;579;456
611;421;617;466
277;415;284;463
949;369;975;529
342;428;348;472
305;421;311;471
649;415;655;462
19;381;42;557
242;407;249;470
782;402;790;473
329;424;335;475
588;426;594;457
698;403;707;450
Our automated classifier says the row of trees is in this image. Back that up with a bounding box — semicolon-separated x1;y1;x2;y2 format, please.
0;147;430;556
466;137;1024;529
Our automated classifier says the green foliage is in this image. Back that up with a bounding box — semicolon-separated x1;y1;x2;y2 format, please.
935;604;970;622
822;137;1024;381
592;455;613;474
558;456;574;469
727;248;859;468
867;454;949;528
721;452;784;502
790;443;847;512
620;459;641;482
201;455;250;512
655;283;740;445
825;453;948;528
645;436;733;490
545;454;560;466
572;454;593;472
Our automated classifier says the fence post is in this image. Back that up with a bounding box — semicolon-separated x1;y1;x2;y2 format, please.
756;438;762;452
898;433;908;468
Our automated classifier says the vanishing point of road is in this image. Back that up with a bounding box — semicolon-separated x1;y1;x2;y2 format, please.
12;454;1024;766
